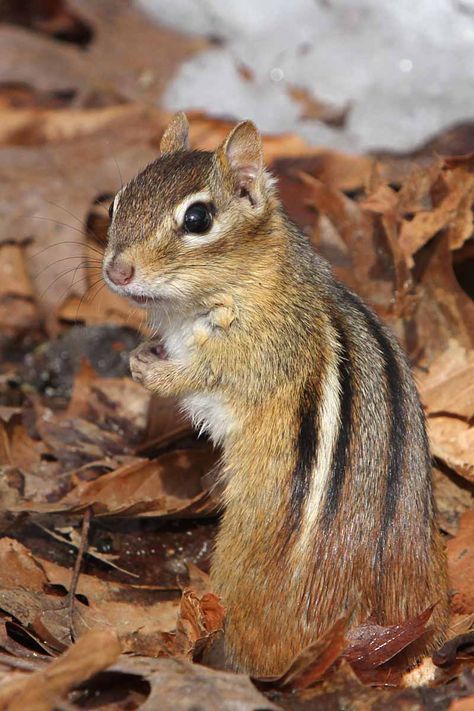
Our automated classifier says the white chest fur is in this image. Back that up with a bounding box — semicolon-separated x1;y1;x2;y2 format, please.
152;308;237;445
181;392;236;445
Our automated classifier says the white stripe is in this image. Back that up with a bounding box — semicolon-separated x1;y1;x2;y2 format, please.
292;351;341;562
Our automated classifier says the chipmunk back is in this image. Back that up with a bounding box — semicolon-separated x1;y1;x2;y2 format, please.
103;113;448;676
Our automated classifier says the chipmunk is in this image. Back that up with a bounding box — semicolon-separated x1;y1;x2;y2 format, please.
103;112;449;676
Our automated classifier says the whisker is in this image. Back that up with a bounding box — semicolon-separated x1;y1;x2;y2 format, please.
75;277;106;321
39;264;101;301
111;155;124;190
32;256;102;280
28;225;104;258
31;215;105;251
45;199;94;231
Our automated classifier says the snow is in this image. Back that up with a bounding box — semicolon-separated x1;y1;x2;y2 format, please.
137;0;474;153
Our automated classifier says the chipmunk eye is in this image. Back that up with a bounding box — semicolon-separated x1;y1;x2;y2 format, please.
183;202;212;235
108;200;114;220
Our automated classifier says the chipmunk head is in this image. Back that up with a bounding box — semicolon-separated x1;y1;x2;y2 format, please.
103;112;277;308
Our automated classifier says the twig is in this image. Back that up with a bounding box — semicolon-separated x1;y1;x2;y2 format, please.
0;653;48;672
33;521;139;578
433;631;474;667
67;508;91;642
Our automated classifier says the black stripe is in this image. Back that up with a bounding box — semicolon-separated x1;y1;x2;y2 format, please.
323;316;353;520
342;288;405;532
289;379;318;530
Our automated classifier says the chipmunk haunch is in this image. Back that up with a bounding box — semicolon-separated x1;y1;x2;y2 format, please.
103;112;449;676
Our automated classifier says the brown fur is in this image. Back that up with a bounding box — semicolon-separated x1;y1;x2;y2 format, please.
103;114;449;676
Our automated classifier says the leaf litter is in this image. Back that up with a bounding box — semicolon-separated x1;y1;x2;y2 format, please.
0;4;473;709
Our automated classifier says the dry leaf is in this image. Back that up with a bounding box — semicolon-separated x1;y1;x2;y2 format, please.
255;617;349;690
0;539;179;656
447;511;474;615
433;467;474;536
0;0;206;106
114;656;279;711
429;417;474;483
343;606;434;670
0;628;120;711
418;340;474;419
174;589;225;659
14;446;218;517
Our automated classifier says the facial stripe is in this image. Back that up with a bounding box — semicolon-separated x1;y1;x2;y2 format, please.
342;289;405;533
323;315;353;520
112;186;125;214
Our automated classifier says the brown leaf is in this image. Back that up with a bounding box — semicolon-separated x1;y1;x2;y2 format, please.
0;539;179;656
287;85;348;125
433;467;474;536
174;589;225;659
0;104;165;311
0;628;120;711
399;162;474;261
343;606;434;670
410;233;474;365
429;417;474;483
0;244;39;337
66;359;151;441
418;340;474;419
447;511;474;615
0;538;47;592
255;616;349;690
0;0;206;107
38;556;179;655
114;656;280;711
62;446;217;517
14;446;218;517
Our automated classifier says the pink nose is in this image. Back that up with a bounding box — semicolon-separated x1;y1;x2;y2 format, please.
106;259;134;286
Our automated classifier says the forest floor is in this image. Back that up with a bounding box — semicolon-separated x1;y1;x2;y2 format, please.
0;2;473;710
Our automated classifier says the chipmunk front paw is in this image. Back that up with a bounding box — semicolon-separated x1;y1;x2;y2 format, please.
129;341;168;387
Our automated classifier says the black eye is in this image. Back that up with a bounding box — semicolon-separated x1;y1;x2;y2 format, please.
183;202;212;235
108;200;114;220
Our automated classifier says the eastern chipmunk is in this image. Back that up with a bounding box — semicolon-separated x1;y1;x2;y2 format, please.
103;113;448;676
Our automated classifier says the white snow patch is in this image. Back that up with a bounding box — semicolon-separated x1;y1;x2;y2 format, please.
137;0;474;153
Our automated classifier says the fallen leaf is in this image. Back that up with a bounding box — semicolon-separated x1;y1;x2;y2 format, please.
399;160;474;261
447;511;474;615
343;606;434;670
0;244;39;337
0;538;47;592
410;233;474;365
433;467;474;536
113;656;279;711
0;0;206;106
0;628;120;711
0;540;179;656
255;616;349;690
14;446;218;517
429;417;474;483
174;589;225;659
66;358;152;440
418;339;474;419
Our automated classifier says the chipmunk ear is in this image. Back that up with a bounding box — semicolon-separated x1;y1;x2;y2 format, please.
160;112;190;154
218;121;264;196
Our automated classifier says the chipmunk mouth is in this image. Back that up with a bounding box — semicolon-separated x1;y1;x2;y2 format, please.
130;294;153;305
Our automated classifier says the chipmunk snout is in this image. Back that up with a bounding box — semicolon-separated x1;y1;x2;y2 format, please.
105;258;135;287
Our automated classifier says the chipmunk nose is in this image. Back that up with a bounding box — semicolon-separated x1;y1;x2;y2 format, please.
106;259;135;286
